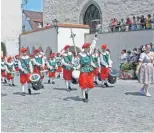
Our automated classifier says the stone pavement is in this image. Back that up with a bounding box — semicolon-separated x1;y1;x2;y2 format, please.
1;76;154;132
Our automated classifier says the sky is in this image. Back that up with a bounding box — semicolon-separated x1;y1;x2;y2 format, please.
22;0;43;12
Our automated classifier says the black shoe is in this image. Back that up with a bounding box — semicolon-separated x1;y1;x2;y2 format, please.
69;86;72;90
12;84;15;86
42;85;44;88
94;81;98;85
104;82;109;87
48;80;50;84
52;81;55;84
4;79;7;83
101;84;106;88
85;92;88;99
28;89;31;95
83;98;88;103
22;92;26;96
57;75;60;79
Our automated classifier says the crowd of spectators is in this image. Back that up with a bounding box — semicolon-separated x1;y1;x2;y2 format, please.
120;43;154;79
109;14;154;32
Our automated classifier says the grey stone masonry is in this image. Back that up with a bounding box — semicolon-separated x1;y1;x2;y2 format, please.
43;0;154;27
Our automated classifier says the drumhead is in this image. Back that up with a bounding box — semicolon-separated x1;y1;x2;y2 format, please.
29;73;41;82
72;70;80;79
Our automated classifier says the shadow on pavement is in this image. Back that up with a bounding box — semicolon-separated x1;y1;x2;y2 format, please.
13;92;40;96
63;96;83;101
54;88;78;91
1;93;7;97
95;84;115;88
125;92;144;96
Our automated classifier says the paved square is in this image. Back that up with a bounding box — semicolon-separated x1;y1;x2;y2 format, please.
1;76;154;132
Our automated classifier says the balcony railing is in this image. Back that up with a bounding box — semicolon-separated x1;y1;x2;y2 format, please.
90;23;154;34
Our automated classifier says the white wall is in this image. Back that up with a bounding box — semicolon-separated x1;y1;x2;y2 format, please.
58;27;89;51
85;30;154;70
1;0;22;56
20;28;58;53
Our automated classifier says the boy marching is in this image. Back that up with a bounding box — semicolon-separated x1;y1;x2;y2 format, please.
78;42;96;102
55;53;62;79
5;56;16;86
18;48;33;96
47;53;57;84
33;49;45;88
61;45;74;91
100;44;112;87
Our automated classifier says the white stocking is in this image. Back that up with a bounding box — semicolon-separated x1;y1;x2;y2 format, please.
11;79;14;84
144;84;149;93
22;84;25;93
65;81;69;89
68;80;71;87
81;89;86;98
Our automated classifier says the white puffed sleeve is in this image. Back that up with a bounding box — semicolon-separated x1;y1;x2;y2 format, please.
139;53;145;62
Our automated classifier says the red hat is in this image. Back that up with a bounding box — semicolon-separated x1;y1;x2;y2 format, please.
15;55;20;58
30;54;34;58
35;48;40;53
20;48;27;53
63;45;70;50
101;44;108;50
1;56;5;60
7;56;12;62
50;53;55;58
82;42;91;49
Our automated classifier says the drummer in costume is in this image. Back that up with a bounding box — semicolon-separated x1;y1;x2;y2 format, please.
100;44;112;87
33;49;45;88
14;55;20;74
78;42;96;102
56;53;62;79
92;48;100;85
47;53;57;84
1;56;7;83
61;45;74;91
18;48;33;96
5;56;16;86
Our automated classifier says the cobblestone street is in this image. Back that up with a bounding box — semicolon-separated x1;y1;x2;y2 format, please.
1;77;154;132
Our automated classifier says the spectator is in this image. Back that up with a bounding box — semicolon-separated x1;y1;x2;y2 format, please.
126;18;132;30
149;43;154;52
145;14;152;29
126;50;132;62
140;15;146;29
120;49;127;64
119;18;126;31
136;16;141;30
45;23;51;28
131;16;137;31
110;18;118;32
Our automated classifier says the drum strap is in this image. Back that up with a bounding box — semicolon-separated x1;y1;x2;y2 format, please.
20;59;30;73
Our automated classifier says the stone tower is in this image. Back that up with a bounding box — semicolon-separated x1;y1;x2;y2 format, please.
43;0;154;27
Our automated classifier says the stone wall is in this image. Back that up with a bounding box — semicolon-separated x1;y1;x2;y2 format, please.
44;0;154;28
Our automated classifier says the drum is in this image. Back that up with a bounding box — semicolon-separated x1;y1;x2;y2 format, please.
29;73;41;90
108;70;117;84
72;70;80;84
72;70;80;79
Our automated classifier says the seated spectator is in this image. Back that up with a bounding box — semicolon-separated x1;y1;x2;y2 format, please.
119;18;126;31
136;16;141;30
110;18;118;32
126;18;132;31
131;16;137;31
126;50;132;62
140;15;146;29
145;14;152;29
45;23;51;28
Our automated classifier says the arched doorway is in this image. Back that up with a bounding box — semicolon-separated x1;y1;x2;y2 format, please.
83;4;101;33
39;46;44;52
1;42;7;56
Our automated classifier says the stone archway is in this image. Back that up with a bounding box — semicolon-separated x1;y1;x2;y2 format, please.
79;1;102;33
45;47;52;59
39;46;44;52
1;42;7;56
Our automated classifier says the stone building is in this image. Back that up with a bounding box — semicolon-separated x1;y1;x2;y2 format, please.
43;0;154;29
1;0;22;56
